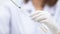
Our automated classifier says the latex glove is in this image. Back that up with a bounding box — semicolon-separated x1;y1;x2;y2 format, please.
30;10;51;23
30;10;60;34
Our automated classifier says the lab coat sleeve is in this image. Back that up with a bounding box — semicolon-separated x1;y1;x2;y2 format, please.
55;7;60;34
54;0;60;25
0;6;10;34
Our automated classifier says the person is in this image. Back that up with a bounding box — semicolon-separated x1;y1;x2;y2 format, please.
0;0;60;34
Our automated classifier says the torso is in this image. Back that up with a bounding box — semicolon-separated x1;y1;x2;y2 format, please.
2;0;59;34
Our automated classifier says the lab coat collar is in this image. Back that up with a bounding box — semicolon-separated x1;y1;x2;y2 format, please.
11;0;24;7
11;0;35;10
11;0;35;16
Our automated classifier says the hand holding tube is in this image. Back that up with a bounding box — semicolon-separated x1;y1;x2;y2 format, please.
30;10;60;34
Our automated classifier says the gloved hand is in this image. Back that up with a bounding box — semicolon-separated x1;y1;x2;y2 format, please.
30;10;60;34
30;10;51;23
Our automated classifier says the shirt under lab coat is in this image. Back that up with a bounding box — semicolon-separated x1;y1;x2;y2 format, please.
0;0;60;34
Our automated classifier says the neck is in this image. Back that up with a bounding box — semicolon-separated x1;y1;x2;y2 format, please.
32;0;46;10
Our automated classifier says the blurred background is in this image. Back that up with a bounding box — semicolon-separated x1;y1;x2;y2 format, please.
0;0;6;5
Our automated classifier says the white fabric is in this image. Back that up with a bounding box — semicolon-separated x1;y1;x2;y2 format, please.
0;0;60;34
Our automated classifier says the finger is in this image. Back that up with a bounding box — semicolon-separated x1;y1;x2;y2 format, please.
32;16;47;22
30;11;44;17
37;18;47;22
30;12;45;19
30;11;41;17
40;26;48;33
40;18;48;23
31;13;43;20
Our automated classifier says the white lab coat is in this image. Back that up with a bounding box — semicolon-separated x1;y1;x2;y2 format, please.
0;0;60;34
